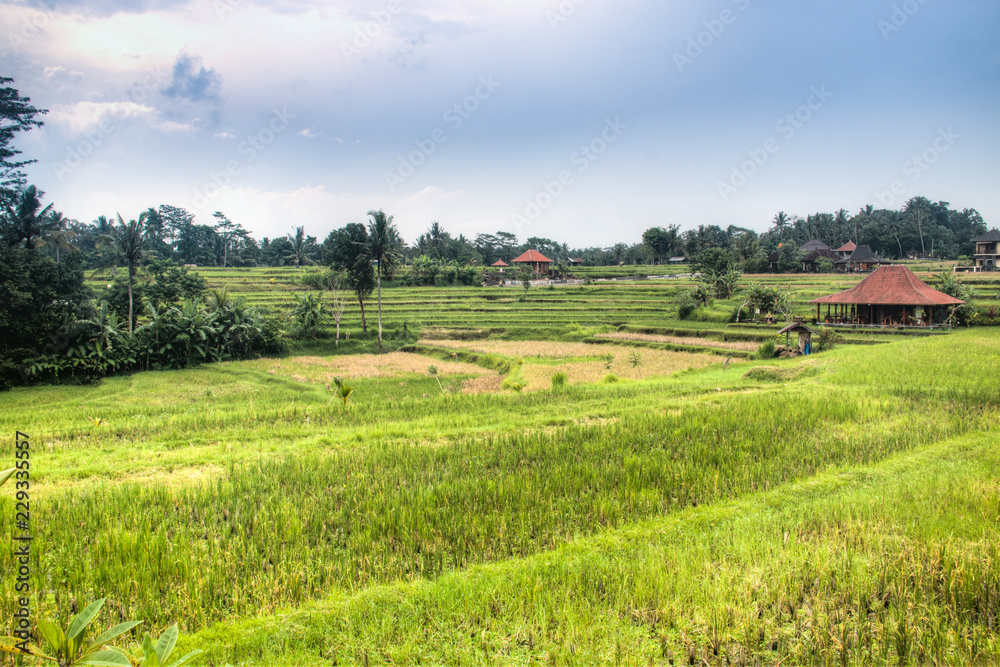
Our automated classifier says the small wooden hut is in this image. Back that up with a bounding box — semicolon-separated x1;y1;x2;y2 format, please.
511;250;554;275
777;322;816;355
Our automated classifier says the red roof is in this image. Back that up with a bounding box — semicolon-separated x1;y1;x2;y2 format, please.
491;260;509;267
512;250;553;264
835;241;857;253
810;266;964;306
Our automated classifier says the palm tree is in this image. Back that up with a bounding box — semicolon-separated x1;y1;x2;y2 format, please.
284;226;316;268
833;208;849;244
772;211;789;243
43;210;77;263
5;185;53;249
904;198;929;255
885;212;904;259
99;213;148;335
367;209;403;343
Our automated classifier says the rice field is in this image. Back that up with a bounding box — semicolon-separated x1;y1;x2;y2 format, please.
3;272;999;665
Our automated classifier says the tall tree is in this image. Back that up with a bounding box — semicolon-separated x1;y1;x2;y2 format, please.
285;226;318;268
323;223;376;333
0;78;47;209
99;213;148;335
43;210;77;263
771;211;789;243
2;185;53;249
366;209;403;343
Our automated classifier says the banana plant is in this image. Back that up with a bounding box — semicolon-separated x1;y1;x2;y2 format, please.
0;598;142;666
124;624;202;667
0;468;14;486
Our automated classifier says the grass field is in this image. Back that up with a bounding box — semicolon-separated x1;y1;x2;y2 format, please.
4;274;1000;665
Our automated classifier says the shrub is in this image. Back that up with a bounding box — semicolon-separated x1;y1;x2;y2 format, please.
551;371;568;389
756;339;777;360
602;372;619;384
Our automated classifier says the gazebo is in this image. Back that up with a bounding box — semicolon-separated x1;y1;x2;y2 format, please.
490;259;509;272
810;265;963;327
511;250;554;275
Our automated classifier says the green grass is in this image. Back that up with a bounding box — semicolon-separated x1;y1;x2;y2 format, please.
3;273;999;665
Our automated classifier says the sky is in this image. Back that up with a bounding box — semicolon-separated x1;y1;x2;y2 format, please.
2;0;998;247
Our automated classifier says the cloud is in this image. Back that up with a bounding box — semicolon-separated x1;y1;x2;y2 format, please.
297;127;322;138
43;66;85;84
214;131;236;140
161;52;221;103
46;100;156;133
153;120;197;134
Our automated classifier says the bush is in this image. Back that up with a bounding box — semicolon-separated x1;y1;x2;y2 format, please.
756;339;777;360
602;373;619;384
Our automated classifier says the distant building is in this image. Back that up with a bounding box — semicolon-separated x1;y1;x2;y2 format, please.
834;241;857;259
836;245;891;272
566;258;585;266
668;256;687;264
973;229;1000;271
491;259;509;272
799;239;832;253
801;249;840;272
511;250;554;275
810;265;963;327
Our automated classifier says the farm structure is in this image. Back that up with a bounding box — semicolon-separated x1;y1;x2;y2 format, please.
972;229;1000;271
836;244;892;272
777;322;816;354
512;250;554;275
810;265;963;327
835;241;857;259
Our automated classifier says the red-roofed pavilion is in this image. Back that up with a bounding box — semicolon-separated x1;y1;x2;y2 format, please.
810;265;963;327
511;250;553;274
491;259;509;267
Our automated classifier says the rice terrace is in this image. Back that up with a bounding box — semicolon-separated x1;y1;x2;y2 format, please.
2;255;1000;665
3;5;1000;663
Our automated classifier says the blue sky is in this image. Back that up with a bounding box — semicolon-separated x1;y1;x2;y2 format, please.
3;0;998;246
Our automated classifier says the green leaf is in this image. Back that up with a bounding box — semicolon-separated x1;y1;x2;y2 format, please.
37;619;64;652
154;624;178;664
167;649;204;667
67;598;106;643
0;636;49;658
76;647;133;666
142;634;159;666
90;620;142;649
0;468;15;487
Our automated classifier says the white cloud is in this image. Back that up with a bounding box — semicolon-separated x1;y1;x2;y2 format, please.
43;65;85;83
214;131;236;140
46;101;156;134
297;127;322;138
153;120;198;134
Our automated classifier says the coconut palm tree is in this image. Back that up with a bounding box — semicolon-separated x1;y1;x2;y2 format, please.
904;197;929;255
771;211;789;243
98;213;148;336
4;184;53;248
367;209;403;343
43;210;77;262
885;212;905;259
284;226;317;268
